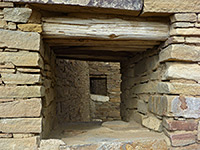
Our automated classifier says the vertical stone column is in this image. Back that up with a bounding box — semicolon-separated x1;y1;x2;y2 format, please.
121;13;200;149
159;13;200;149
0;3;44;149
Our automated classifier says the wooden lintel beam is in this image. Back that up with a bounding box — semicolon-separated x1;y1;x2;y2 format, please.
42;16;169;41
44;39;160;47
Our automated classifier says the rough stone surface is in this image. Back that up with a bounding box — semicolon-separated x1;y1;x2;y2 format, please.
0;51;42;67
7;22;16;30
0;118;42;133
159;44;200;62
171;96;200;119
172;22;194;28
1;73;42;84
163;118;198;131
55;59;90;123
137;100;148;114
2;0;143;11
0;29;40;51
163;63;200;82
0;137;39;150
61;139;167;150
164;130;196;147
158;82;200;95
170;144;200;150
18;24;42;33
0;99;41;117
0;20;7;28
0;133;12;138
0;86;44;98
144;0;200;13
0;2;13;8
131;81;158;94
170;28;200;36
170;13;197;23
90;94;109;102
39;139;65;150
142;116;162;132
135;55;159;76
13;134;35;138
186;37;200;43
148;96;168;116
3;8;32;23
102;121;129;129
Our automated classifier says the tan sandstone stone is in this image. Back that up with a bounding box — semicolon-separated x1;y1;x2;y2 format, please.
39;139;65;150
0;20;7;29
7;22;16;30
148;96;171;116
134;55;159;76
0;86;44;98
170;28;200;36
164;130;197;147
142;115;162;132
185;37;200;44
163;63;200;82
0;29;40;50
18;24;42;33
172;22;194;28
144;0;200;13
1;73;42;84
0;99;41;117
158;82;200;95
0;133;12;138
131;81;158;94
17;68;41;73
0;68;15;73
0;2;13;8
13;134;35;138
0;51;43;67
3;8;32;23
159;44;200;62
137;100;148;114
163;36;185;48
0;118;42;133
170;13;197;23
0;137;39;150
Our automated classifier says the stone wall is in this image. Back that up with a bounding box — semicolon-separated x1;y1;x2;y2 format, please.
55;60;121;123
55;59;90;123
89;62;121;121
0;2;44;149
121;13;200;149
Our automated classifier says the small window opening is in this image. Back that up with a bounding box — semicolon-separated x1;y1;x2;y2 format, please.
90;75;107;96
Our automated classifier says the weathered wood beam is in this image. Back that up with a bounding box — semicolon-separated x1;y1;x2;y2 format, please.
42;17;169;41
44;39;160;47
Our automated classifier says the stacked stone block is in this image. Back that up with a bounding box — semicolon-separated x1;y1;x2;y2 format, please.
0;2;47;149
55;59;90;123
89;62;121;121
121;13;200;149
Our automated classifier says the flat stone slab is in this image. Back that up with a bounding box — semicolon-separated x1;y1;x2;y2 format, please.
3;0;143;11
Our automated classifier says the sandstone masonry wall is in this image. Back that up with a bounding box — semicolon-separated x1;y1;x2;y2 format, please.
55;60;121;123
55;59;90;123
121;13;200;149
89;62;121;121
0;2;44;149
